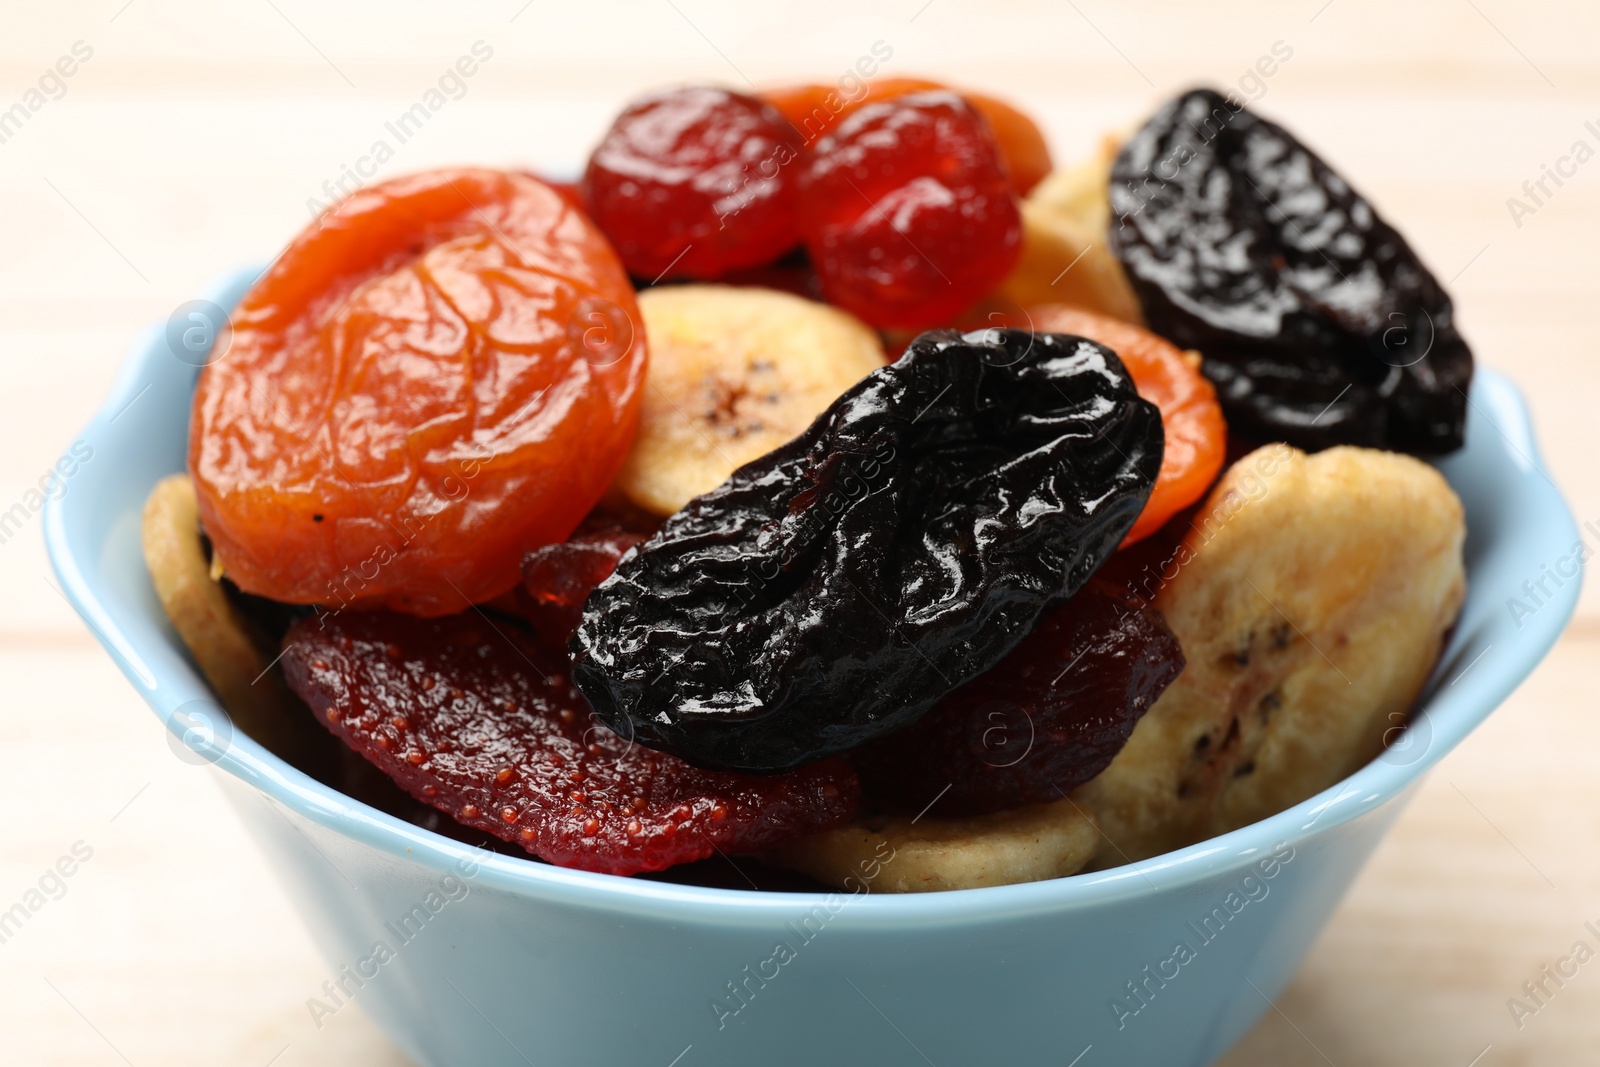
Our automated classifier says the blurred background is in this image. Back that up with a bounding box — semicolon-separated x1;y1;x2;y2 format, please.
3;2;1596;1064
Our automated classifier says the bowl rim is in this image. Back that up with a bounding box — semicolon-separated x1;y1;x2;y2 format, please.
43;265;1583;927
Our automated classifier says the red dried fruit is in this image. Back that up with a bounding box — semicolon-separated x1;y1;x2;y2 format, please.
797;91;1022;330
855;581;1184;816
582;86;801;280
281;611;857;875
518;507;657;644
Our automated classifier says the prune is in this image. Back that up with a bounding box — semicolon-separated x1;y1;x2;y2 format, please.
1022;306;1227;545
518;508;655;644
281;611;858;876
1109;88;1473;454
582;86;801;280
798;92;1022;330
855;580;1183;815
572;327;1164;773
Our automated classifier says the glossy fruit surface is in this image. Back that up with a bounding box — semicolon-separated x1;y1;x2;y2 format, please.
582;86;801;280
856;580;1183;815
1110;88;1473;453
1025;306;1227;544
189;168;647;615
573;328;1163;773
764;77;1052;196
281;610;858;875
518;507;655;644
797;91;1022;330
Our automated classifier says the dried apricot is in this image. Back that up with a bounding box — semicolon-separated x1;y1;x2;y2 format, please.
1024;306;1227;545
190;168;647;615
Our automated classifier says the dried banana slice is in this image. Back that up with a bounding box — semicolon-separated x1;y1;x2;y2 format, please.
142;474;321;765
614;285;885;516
1077;445;1467;866
984;136;1141;323
765;794;1099;893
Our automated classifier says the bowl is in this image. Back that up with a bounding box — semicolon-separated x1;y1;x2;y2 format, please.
46;266;1580;1067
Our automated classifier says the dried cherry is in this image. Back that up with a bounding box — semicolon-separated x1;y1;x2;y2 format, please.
855;580;1183;815
281;611;858;876
1110;88;1473;453
764;77;1053;196
190;168;646;615
797;91;1022;330
582;86;801;280
572;327;1164;773
518;506;657;645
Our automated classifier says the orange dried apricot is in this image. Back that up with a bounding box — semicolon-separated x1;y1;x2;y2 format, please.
190;168;647;615
1026;306;1228;545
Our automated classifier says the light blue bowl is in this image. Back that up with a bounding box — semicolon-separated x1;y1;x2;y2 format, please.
46;267;1580;1067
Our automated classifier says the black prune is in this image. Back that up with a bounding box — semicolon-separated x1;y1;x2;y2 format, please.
853;580;1184;816
572;328;1164;773
1110;87;1473;454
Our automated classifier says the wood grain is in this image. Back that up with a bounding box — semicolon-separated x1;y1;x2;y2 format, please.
3;2;1596;1064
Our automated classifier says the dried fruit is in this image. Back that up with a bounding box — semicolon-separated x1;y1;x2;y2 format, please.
1023;307;1227;545
1078;444;1467;864
518;507;656;645
582;86;801;280
614;285;886;516
573;327;1164;773
764;77;1053;196
280;611;858;876
855;580;1184;816
1109;88;1473;453
798;91;1022;330
190;168;646;615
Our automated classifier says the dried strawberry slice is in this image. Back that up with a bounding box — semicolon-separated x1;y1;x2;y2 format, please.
856;581;1183;816
281;612;858;875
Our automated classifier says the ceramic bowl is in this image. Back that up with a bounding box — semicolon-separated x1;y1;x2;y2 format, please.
45;267;1580;1067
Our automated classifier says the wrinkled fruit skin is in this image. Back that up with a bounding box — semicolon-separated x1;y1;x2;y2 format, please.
573;328;1164;773
518;509;654;644
583;86;801;280
281;611;858;876
799;91;1022;330
855;580;1184;816
190;168;647;615
1110;88;1473;454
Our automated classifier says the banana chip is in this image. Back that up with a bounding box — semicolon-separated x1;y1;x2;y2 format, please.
1078;445;1467;865
985;136;1141;323
615;285;885;517
142;474;322;765
766;793;1100;894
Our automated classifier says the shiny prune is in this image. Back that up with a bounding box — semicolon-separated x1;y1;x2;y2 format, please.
1110;88;1473;454
572;328;1164;774
855;580;1184;816
281;611;858;876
